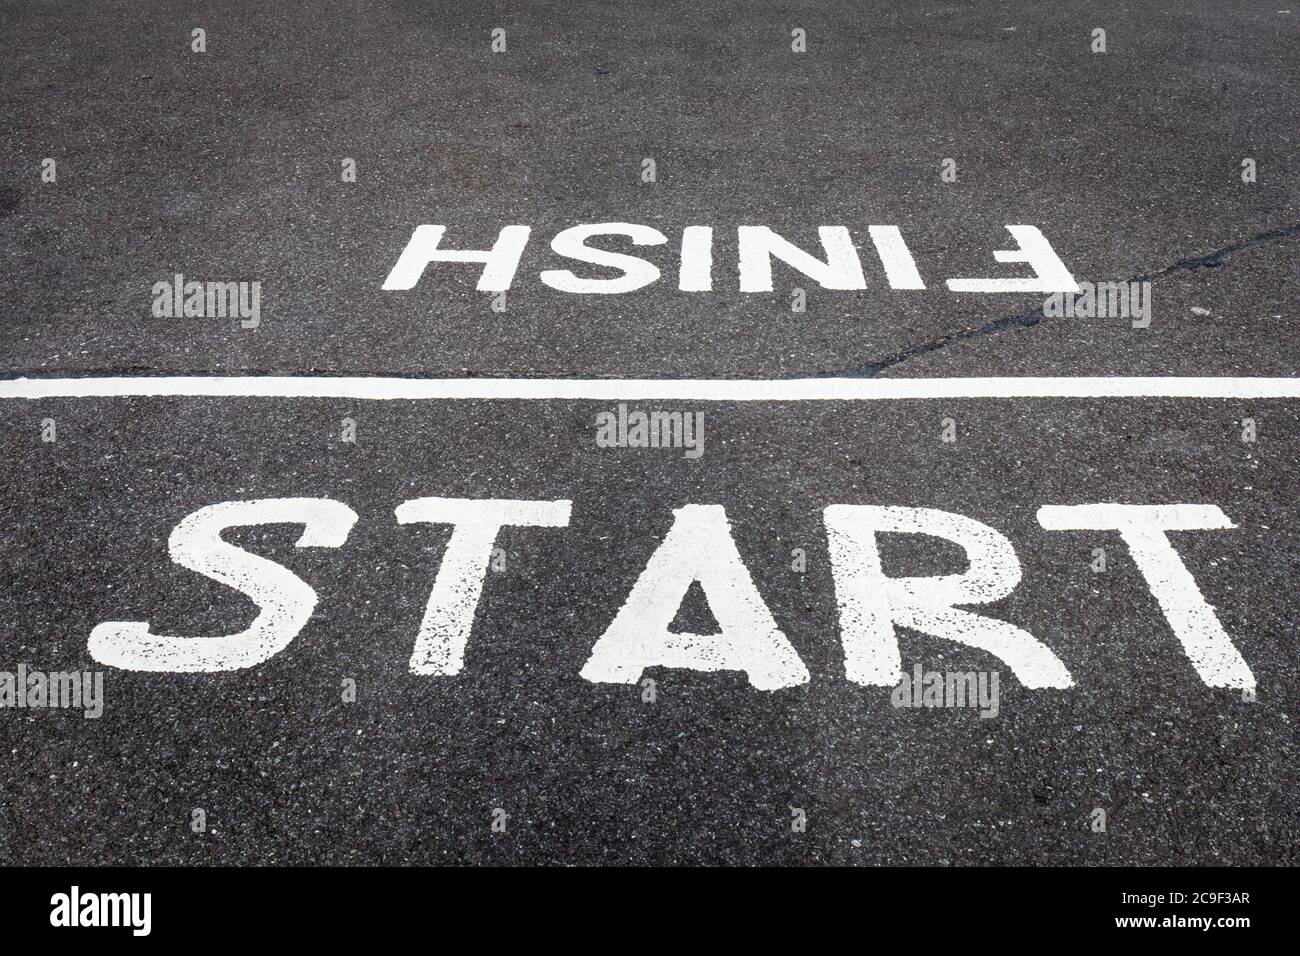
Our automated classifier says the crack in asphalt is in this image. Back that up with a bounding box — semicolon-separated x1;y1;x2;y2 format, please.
828;220;1300;379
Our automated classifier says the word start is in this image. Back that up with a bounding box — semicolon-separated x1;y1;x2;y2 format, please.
87;497;1255;693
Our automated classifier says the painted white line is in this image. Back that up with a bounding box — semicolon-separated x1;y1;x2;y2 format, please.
0;376;1298;401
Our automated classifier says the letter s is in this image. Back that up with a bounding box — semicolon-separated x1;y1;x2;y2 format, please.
539;223;667;293
89;498;357;672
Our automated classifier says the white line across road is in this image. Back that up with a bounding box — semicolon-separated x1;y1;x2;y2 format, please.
2;375;1300;401
0;376;1298;401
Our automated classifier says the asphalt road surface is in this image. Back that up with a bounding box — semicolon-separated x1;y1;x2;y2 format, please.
1;0;1297;865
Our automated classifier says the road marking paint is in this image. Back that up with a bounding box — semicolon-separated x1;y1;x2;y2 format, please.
396;497;572;676
380;223;1081;294
84;496;1255;689
88;498;357;673
1;376;1299;401
1037;504;1255;689
580;504;811;690
825;505;1074;690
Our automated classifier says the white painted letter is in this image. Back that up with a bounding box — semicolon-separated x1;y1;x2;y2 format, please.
678;225;714;291
824;505;1073;689
89;498;357;672
382;224;531;291
1036;503;1254;688
737;226;866;292
946;225;1080;293
396;497;572;675
867;225;926;289
539;222;667;293
581;504;809;690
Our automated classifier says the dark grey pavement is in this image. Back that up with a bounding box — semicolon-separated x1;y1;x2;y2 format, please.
0;0;1297;864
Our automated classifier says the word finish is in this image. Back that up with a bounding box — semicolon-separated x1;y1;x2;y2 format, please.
382;223;1080;294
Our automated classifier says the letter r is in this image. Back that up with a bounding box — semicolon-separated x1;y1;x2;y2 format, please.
824;505;1073;689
